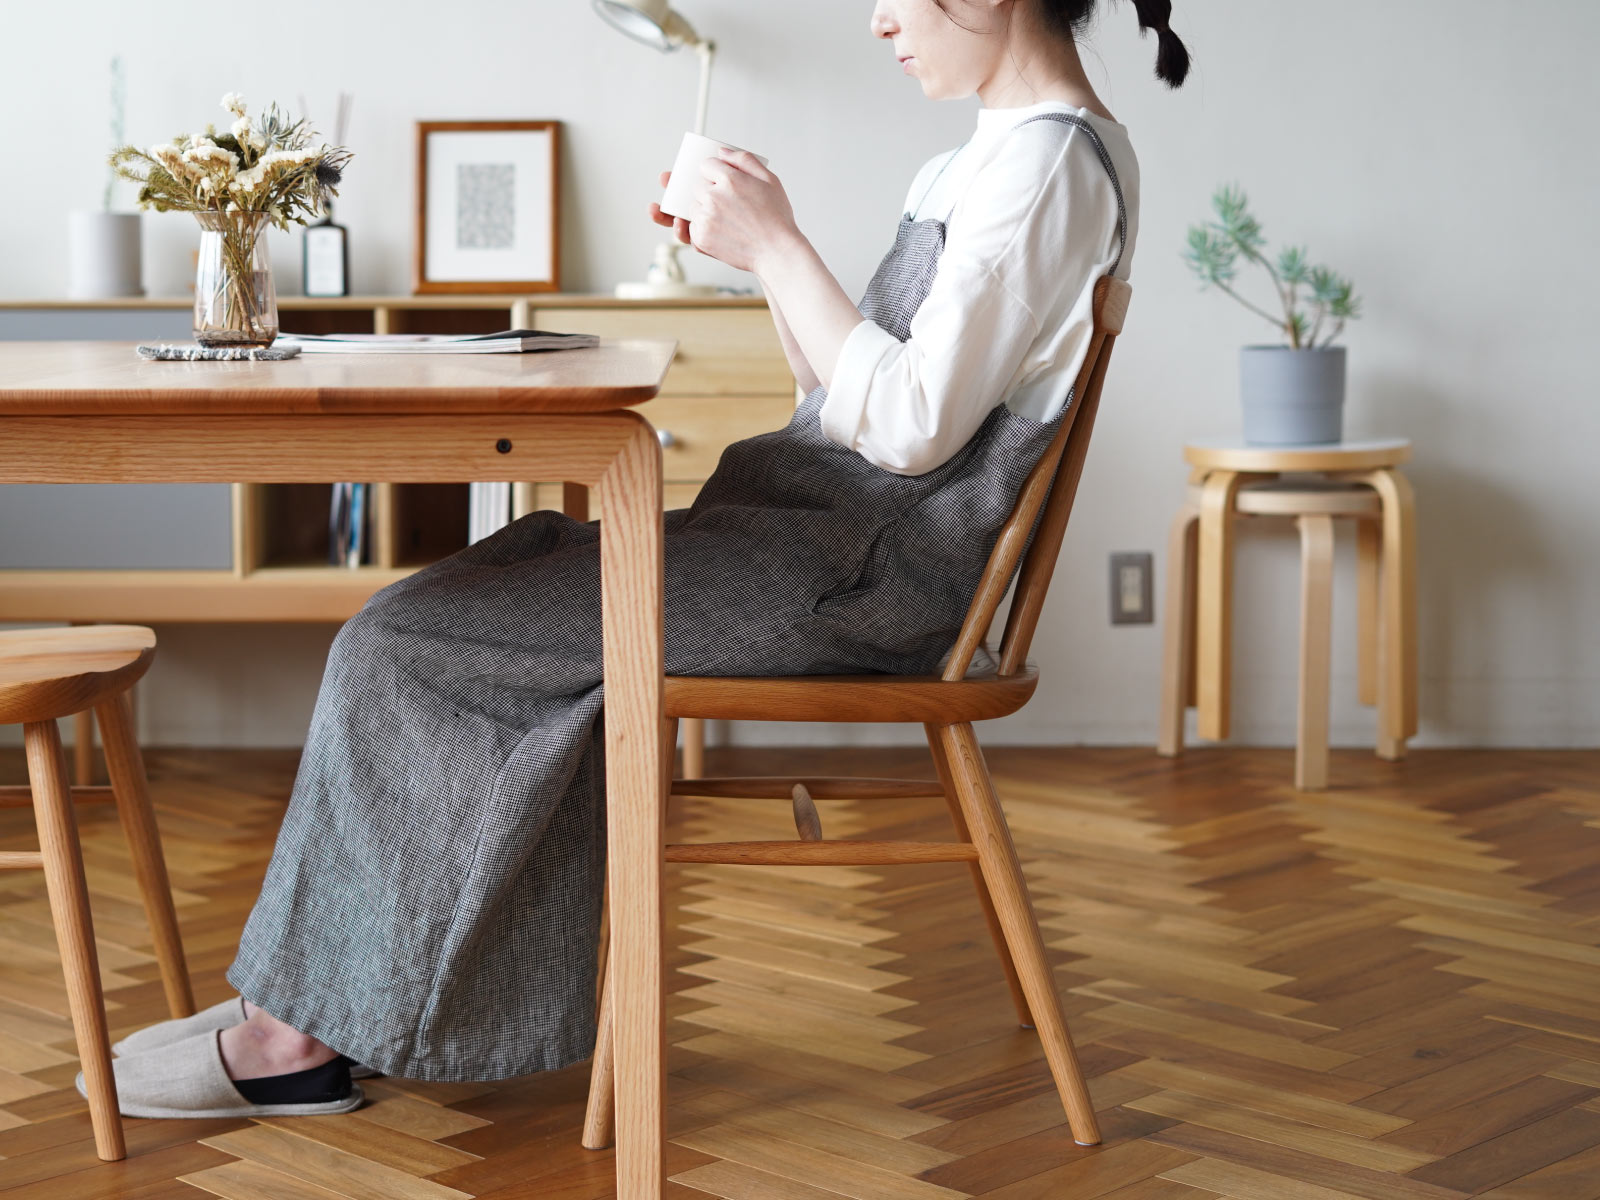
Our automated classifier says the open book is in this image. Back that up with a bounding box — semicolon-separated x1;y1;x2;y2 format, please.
277;329;599;354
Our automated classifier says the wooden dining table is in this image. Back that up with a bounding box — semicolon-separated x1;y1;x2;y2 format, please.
0;339;677;1198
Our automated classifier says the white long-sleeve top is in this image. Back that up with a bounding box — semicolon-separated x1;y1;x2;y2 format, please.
818;101;1140;476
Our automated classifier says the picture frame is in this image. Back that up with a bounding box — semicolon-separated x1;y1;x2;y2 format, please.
413;120;561;294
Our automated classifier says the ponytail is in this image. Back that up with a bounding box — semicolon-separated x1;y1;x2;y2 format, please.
1128;0;1190;88
931;0;1191;90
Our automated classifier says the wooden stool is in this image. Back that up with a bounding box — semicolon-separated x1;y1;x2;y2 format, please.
1159;470;1415;790
0;625;196;1160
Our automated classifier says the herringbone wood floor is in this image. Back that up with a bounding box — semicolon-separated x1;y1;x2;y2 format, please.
1;745;1598;1198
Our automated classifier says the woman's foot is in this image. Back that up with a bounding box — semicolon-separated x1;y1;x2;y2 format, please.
219;1005;340;1081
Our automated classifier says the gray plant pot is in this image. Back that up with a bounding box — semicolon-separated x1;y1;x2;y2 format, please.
1239;345;1346;445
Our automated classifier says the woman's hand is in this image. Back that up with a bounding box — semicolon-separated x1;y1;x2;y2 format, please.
647;170;692;245
646;153;800;277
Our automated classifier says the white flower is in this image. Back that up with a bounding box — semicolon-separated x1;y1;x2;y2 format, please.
221;92;247;118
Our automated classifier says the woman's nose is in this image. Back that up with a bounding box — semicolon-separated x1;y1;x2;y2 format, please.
870;5;896;37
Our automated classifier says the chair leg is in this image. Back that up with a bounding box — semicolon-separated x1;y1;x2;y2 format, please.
583;953;616;1150
937;723;1101;1145
681;718;706;780
96;691;195;1018
1158;503;1199;756
24;719;125;1161
924;722;1031;1028
1295;515;1335;791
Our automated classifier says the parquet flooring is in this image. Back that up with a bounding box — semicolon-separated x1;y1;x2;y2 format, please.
0;745;1597;1198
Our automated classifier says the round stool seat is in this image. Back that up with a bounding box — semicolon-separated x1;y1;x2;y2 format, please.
1186;479;1382;518
0;625;156;725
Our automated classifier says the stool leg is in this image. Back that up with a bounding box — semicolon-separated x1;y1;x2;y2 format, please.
96;691;195;1018
74;710;97;787
1296;515;1335;791
1158;503;1200;756
925;723;1031;1027
939;723;1100;1145
24;719;125;1161
1366;469;1418;757
1356;517;1380;708
1196;471;1246;741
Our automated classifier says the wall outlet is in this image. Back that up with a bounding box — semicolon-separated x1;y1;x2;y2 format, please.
1110;552;1154;625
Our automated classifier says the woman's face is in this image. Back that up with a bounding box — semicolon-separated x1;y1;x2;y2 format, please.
870;0;1006;102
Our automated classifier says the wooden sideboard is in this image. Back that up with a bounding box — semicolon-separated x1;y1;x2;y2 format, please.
0;294;797;624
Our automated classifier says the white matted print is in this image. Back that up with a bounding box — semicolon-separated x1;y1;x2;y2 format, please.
414;121;561;293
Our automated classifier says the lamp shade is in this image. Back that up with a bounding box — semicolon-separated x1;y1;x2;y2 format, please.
592;0;702;51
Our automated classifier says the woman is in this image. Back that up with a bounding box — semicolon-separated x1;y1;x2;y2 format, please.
88;0;1188;1117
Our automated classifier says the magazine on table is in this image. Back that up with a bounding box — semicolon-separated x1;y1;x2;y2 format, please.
278;329;599;354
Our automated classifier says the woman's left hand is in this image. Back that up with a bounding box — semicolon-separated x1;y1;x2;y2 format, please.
687;150;800;276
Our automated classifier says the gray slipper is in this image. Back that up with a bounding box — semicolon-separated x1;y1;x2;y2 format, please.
112;995;246;1058
113;995;383;1079
76;1029;365;1119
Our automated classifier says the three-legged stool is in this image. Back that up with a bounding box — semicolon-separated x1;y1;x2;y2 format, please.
0;625;195;1159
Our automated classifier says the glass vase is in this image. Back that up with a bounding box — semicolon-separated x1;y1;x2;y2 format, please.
193;210;279;347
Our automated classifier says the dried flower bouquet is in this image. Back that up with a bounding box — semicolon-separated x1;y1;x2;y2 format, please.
109;93;353;344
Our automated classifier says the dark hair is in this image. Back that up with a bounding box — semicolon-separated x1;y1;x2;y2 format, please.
936;0;1191;89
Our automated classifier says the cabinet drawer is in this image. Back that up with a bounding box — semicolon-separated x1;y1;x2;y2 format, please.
635;393;795;480
532;307;792;396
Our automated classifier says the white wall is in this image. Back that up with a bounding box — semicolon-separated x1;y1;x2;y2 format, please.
2;0;1596;750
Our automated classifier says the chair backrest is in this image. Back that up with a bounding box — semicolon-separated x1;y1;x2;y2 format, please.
942;275;1132;682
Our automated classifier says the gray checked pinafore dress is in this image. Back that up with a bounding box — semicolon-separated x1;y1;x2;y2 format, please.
228;113;1127;1081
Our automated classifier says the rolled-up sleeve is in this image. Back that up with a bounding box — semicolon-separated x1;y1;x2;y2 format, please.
817;127;1113;476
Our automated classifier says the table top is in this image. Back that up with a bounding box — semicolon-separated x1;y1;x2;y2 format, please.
1184;437;1411;473
0;339;677;416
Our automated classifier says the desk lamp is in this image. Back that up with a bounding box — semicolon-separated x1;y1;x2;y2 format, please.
593;0;722;298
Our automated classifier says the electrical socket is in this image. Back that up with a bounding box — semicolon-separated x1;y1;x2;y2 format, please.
1110;552;1154;625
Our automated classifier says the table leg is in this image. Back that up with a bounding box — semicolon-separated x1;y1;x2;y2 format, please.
1195;470;1246;742
596;418;667;1200
1362;469;1418;758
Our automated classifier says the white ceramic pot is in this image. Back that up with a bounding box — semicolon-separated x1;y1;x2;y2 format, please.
67;210;145;299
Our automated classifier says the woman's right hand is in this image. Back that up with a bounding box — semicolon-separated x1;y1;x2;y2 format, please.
648;170;692;244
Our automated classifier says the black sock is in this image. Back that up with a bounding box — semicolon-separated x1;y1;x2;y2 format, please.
231;1056;352;1105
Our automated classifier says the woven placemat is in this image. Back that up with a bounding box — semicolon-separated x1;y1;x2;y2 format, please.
136;343;301;361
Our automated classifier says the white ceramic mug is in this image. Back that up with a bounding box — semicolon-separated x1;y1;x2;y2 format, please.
659;131;769;221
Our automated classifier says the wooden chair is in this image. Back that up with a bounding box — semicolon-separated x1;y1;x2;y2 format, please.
0;625;196;1161
583;276;1133;1152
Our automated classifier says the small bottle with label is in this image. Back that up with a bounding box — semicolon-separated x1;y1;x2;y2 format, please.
303;203;350;297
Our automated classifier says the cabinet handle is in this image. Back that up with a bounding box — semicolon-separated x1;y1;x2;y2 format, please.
656;428;677;448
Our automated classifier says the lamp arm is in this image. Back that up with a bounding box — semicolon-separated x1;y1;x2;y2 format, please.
693;40;716;137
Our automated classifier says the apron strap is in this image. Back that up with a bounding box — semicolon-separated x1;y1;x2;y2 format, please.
941;111;1128;275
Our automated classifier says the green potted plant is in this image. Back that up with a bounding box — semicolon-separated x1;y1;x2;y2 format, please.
1185;185;1362;445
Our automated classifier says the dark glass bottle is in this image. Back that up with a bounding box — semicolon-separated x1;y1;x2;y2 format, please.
303;203;350;297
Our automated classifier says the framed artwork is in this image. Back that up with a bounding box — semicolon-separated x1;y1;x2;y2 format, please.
413;120;561;294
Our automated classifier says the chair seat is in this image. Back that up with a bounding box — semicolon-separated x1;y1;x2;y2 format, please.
0;625;156;725
665;662;1039;723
